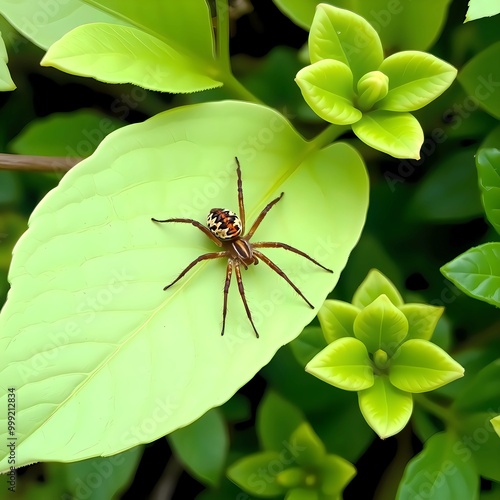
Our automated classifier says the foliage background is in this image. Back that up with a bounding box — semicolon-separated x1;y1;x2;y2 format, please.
0;0;499;498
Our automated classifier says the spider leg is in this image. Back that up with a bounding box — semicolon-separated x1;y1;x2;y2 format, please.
253;250;314;309
234;260;260;338
221;259;233;336
151;217;223;247
252;242;333;272
245;192;284;240
163;251;229;290
235;157;246;233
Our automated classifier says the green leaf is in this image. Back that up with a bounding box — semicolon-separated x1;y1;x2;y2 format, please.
441;242;500;307
0;0;129;50
62;447;143;500
305;337;374;391
353;295;408;354
320;455;357;497
458;41;500;119
452;359;500;413
308;4;384;83
289;326;327;366
295;59;361;125
0;101;370;471
398;304;444;341
168;408;228;487
227;451;286;497
377;51;457;112
257;390;305;452
352;269;404;308
82;0;215;61
465;0;500;22
274;0;452;52
389;339;464;393
272;0;317;29
408;148;483;222
492;416;500;438
397;432;479;500
286;488;319;500
476;148;500;233
456;413;500;482
317;300;360;343
0;32;15;91
41;23;222;93
352;110;424;159
358;376;413;439
9;109;124;157
290;422;326;467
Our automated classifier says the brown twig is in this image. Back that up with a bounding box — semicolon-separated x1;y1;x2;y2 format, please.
0;154;82;173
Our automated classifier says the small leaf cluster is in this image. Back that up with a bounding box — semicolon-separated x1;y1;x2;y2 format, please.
227;391;356;500
306;269;464;438
295;4;457;159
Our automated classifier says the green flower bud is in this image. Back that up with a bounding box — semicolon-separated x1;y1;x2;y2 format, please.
276;467;310;488
373;348;389;371
357;71;389;111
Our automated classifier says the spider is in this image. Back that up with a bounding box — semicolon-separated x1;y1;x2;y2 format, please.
152;157;333;338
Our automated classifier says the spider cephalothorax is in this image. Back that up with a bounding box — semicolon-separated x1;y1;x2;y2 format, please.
152;157;333;338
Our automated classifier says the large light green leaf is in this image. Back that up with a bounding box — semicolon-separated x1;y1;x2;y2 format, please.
389;340;464;393
295;59;361;125
0;31;15;91
273;0;452;51
358;376;413;439
82;0;214;61
0;101;369;470
0;0;129;50
309;4;383;83
397;432;479;500
41;23;222;93
168;408;228;487
352;110;423;159
377;52;457;112
465;0;500;22
458;41;500;119
476;148;500;234
305;337;374;391
441;242;500;307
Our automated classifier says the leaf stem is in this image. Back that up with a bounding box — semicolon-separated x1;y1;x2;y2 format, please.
308;123;350;151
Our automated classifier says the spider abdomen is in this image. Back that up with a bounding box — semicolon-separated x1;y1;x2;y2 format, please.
207;208;242;241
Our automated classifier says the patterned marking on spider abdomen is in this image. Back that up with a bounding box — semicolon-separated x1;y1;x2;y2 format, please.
207;208;242;241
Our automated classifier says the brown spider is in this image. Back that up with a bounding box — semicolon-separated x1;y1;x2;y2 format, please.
152;157;333;338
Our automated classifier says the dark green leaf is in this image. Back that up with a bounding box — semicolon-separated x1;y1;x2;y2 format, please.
169;409;228;487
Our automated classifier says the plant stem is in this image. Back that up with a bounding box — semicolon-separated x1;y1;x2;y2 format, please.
222;72;264;104
215;0;231;72
0;154;79;172
308;123;350;151
413;394;458;428
214;0;263;104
